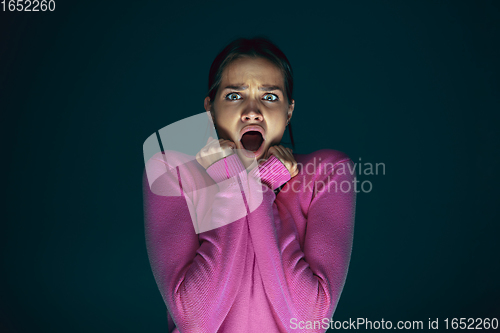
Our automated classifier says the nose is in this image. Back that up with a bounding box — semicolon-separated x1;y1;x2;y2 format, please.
241;101;263;123
241;112;263;122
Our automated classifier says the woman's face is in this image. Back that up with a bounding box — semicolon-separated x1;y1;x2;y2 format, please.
204;56;295;165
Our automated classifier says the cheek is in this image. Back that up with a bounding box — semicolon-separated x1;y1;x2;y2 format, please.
268;124;287;144
212;110;239;139
269;112;288;128
215;112;236;130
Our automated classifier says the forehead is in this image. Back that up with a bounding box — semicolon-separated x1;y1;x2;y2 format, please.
221;56;284;86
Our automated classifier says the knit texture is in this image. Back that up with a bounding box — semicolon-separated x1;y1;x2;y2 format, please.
143;149;357;333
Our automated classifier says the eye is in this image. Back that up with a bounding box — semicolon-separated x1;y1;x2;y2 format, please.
263;93;279;102
225;92;242;101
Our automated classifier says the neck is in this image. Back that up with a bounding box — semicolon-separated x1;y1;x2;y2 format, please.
235;150;260;170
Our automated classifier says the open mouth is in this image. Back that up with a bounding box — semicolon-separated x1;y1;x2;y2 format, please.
241;131;263;151
240;131;265;158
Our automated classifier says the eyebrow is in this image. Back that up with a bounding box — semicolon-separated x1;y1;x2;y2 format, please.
222;84;284;93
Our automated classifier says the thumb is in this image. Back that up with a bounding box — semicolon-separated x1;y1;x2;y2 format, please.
206;136;214;145
266;146;275;159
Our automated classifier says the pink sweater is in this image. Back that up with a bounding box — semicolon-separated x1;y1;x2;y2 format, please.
143;149;356;333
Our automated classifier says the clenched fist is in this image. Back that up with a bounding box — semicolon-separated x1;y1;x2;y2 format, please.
263;145;298;178
196;136;236;169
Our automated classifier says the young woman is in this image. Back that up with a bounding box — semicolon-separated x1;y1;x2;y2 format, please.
143;37;357;333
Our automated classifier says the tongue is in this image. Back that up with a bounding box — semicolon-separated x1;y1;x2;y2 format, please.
241;131;263;152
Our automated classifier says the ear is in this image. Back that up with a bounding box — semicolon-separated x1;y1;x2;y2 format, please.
204;96;215;123
287;99;295;123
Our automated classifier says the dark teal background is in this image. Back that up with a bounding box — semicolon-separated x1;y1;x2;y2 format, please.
2;1;499;332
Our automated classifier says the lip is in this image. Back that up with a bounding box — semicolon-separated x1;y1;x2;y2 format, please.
238;125;266;159
239;125;266;141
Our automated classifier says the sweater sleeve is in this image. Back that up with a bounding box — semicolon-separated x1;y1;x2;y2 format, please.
246;153;356;332
248;155;292;191
143;153;250;333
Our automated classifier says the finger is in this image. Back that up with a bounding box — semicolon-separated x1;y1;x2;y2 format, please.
270;146;287;164
221;139;235;146
279;145;295;160
274;146;297;174
273;145;287;159
220;139;236;150
205;137;220;151
267;146;277;158
204;140;221;154
223;142;236;151
283;147;295;161
267;146;280;160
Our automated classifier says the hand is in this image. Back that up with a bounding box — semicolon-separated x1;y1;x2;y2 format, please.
196;136;236;169
265;145;298;178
